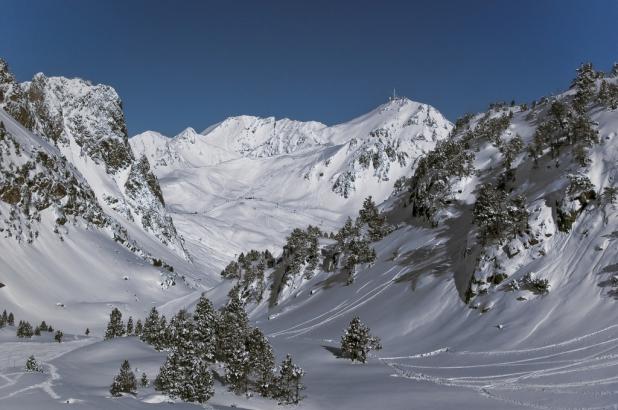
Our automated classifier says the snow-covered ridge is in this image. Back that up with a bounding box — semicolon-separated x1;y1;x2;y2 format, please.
0;60;187;258
130;96;452;276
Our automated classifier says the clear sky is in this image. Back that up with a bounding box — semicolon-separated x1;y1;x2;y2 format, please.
1;0;617;136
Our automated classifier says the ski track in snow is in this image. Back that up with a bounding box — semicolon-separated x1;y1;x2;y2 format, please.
268;266;405;339
380;324;618;410
0;338;94;402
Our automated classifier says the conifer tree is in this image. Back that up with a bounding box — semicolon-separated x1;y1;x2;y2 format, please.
158;315;169;349
16;320;33;338
168;309;194;352
192;294;218;362
140;372;149;388
1;310;7;325
154;348;214;403
34;326;41;336
134;319;143;336
39;321;48;332
54;330;63;343
340;316;382;363
141;307;161;345
225;344;251;393
358;196;389;241
572;62;597;113
275;355;304;404
126;316;134;335
8;312;14;326
25;355;42;372
246;327;275;396
110;360;137;397
104;308;125;340
216;294;249;362
85;328;90;336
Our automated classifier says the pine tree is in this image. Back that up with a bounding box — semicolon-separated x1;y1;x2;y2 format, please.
126;316;134;335
16;320;33;338
358;196;389;241
54;330;63;343
104;308;125;340
602;186;617;205
216;294;249;362
1;310;7;325
572;62;597;113
39;321;48;332
110;360;137;397
225;344;251;393
25;355;41;372
192;294;218;362
275;355;304;404
246;328;275;396
157;315;170;349
340;316;382;363
140;372;149;388
85;328;90;336
8;312;14;326
154;348;214;403
141;307;161;346
134;319;143;336
34;326;41;336
168;309;194;352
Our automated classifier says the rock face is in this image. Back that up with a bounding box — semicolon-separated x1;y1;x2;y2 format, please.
0;59;186;257
0;111;107;243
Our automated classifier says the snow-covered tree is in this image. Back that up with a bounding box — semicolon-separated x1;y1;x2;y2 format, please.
154;348;214;403
499;134;524;170
126;316;134;335
357;196;390;241
141;307;162;347
104;308;125;340
225;344;251;393
192;294;217;362
473;184;528;243
246;327;275;396
25;355;42;372
168;309;194;352
39;320;48;331
8;312;14;326
54;330;63;343
340;316;382;363
16;320;33;338
85;328;90;336
572;62;597;113
602;186;617;205
275;354;304;404
110;360;137;397
216;294;249;362
134;319;143;336
140;372;148;388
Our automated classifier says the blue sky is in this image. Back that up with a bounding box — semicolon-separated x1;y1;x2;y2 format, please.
2;0;617;136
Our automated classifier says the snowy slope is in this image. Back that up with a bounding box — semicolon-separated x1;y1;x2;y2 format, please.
131;97;452;274
0;108;201;338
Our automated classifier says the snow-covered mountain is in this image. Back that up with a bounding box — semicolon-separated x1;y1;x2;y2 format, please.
0;60;186;258
0;56;617;410
131;97;452;273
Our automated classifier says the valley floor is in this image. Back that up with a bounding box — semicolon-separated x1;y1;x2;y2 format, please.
3;315;618;409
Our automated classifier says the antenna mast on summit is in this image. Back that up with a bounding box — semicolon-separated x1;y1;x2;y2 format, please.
393;88;397;100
